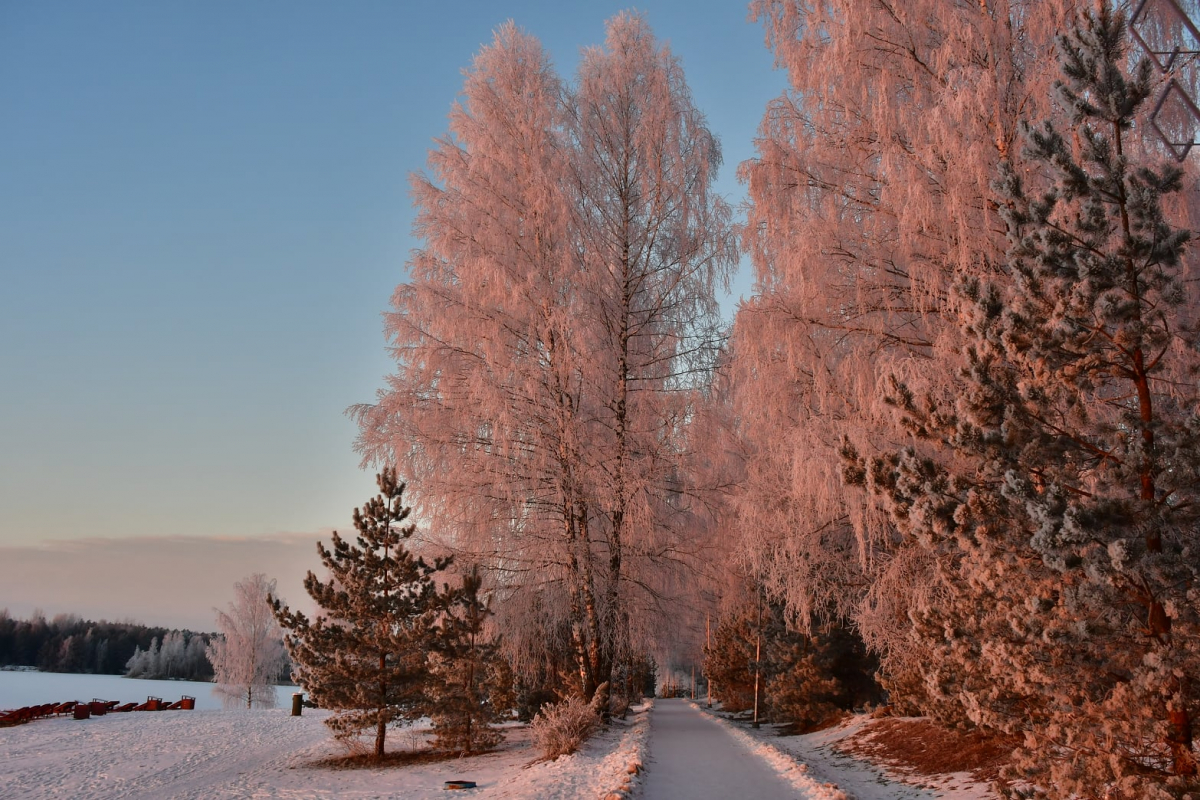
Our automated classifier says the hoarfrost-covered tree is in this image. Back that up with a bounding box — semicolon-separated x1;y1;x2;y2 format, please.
351;21;594;698
844;6;1200;796
207;573;288;709
732;0;1090;639
272;468;452;759
354;14;733;705
568;11;735;706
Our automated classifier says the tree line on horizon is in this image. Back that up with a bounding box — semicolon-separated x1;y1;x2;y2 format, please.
0;609;213;680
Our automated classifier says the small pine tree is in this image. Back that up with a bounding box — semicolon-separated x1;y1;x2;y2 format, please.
272;468;452;759
428;566;511;755
767;618;881;732
702;596;767;713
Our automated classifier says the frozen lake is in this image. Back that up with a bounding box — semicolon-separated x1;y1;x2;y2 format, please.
0;671;298;711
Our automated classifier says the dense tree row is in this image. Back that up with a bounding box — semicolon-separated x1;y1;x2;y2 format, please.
0;609;211;678
723;2;1200;797
345;2;1199;794
702;580;880;732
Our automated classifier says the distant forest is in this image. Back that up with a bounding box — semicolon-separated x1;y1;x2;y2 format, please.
0;609;214;679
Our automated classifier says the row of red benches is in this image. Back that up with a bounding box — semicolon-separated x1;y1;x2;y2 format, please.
0;696;195;726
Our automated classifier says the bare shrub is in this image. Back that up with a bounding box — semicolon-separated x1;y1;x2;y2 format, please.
530;696;600;759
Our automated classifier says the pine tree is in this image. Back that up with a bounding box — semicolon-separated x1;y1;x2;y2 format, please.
272;468;452;759
428;566;511;755
846;5;1200;796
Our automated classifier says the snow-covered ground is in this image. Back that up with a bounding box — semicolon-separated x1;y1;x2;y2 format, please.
1;696;652;800
694;705;998;800
1;676;1000;800
0;670;297;711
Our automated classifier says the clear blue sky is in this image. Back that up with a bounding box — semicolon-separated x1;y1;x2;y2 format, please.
0;1;781;624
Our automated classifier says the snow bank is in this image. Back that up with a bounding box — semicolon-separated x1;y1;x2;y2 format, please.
696;706;998;800
597;699;652;800
489;700;652;800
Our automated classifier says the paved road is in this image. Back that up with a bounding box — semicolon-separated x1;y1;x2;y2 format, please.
642;699;800;799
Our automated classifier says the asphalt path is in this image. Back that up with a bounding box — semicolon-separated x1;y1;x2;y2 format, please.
642;698;801;799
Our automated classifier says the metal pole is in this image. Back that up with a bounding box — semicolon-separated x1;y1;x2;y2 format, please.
752;630;761;728
706;613;712;707
752;595;762;729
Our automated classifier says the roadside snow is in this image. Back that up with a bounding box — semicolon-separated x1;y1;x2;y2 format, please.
0;702;653;800
697;706;998;800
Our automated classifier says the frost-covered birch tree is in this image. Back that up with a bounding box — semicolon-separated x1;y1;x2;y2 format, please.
355;15;732;704
353;22;598;696
207;573;288;710
567;12;735;704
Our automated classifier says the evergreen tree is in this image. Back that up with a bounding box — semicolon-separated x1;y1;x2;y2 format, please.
428;566;511;755
272;468;452;759
846;5;1200;796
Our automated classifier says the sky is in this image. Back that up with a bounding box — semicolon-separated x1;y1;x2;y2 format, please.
0;1;785;630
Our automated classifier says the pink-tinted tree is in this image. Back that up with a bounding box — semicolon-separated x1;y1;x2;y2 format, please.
352;22;600;697
355;15;733;704
566;11;735;703
729;0;1137;694
206;573;288;710
845;8;1200;793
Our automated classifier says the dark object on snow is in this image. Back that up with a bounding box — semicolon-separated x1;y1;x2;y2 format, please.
444;780;477;790
292;692;303;717
73;704;90;720
133;696;164;711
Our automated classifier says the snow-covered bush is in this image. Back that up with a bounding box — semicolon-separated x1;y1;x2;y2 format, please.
530;695;600;759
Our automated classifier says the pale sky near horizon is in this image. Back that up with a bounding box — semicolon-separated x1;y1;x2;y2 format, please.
0;1;784;630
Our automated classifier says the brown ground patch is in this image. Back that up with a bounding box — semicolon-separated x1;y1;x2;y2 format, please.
311;748;466;770
836;717;1018;783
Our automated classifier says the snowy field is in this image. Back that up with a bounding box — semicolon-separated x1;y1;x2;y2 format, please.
0;695;650;800
0;671;296;711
